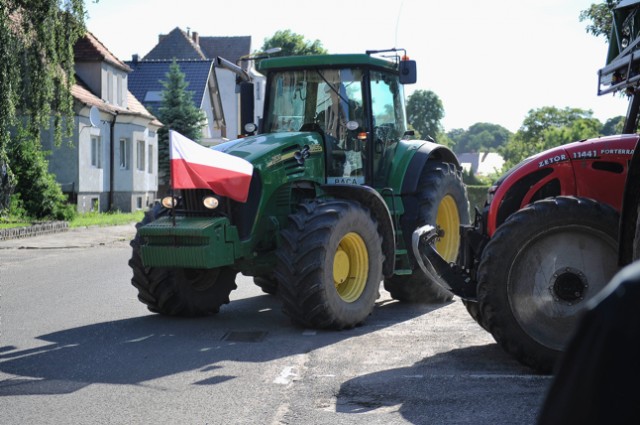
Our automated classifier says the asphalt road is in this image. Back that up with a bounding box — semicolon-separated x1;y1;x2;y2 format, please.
0;225;552;424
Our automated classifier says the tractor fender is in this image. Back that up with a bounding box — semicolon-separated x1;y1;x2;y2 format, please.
322;184;396;277
401;141;461;195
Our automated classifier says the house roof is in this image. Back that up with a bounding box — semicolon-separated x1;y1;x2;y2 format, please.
141;27;251;64
75;31;132;73
199;36;252;64
143;27;207;60
72;75;161;127
126;59;214;114
458;152;505;176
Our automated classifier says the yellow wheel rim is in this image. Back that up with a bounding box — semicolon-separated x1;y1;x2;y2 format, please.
435;195;461;262
333;232;369;303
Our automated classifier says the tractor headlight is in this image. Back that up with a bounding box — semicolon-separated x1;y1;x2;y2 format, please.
161;196;178;209
202;196;220;209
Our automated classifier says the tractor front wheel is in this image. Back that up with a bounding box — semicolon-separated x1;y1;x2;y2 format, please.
275;199;383;329
477;197;619;373
129;204;238;316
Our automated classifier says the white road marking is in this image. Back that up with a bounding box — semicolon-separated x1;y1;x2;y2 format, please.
274;366;298;385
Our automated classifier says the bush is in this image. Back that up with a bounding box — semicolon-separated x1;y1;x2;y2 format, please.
8;129;76;221
466;185;491;213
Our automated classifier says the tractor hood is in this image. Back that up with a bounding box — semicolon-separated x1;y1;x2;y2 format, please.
212;132;326;182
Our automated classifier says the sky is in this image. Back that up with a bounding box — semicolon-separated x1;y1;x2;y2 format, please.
84;0;629;133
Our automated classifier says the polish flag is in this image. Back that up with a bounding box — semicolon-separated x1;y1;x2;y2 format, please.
170;130;253;203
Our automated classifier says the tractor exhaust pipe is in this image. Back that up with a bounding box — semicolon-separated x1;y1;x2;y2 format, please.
412;225;477;300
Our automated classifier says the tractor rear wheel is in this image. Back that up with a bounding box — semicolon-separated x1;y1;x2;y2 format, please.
129;204;238;316
477;196;619;373
384;161;469;303
275;199;383;329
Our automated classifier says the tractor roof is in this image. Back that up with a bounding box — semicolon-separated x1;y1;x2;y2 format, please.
257;54;399;73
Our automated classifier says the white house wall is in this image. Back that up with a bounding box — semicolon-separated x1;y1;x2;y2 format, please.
41;117;80;192
112;120;158;211
215;67;238;140
200;88;214;141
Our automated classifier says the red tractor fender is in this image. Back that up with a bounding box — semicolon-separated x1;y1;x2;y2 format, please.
487;134;638;237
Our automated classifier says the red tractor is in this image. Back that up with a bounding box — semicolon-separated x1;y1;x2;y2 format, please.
417;1;640;373
418;135;636;373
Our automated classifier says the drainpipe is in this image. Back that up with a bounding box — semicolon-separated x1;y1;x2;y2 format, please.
109;111;118;211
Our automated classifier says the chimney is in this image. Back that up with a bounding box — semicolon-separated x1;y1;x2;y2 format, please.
192;31;199;46
132;54;139;64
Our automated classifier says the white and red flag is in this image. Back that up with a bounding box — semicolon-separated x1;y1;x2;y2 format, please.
169;130;253;203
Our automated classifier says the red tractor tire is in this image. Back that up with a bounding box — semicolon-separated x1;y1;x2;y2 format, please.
476;196;619;373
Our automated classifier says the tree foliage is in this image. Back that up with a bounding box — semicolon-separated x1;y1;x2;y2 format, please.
579;0;621;40
156;60;206;189
261;30;328;56
8;129;75;220
601;115;625;135
447;122;512;154
501;107;602;168
406;89;445;140
0;0;86;218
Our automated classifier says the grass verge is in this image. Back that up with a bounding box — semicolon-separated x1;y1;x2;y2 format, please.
69;210;145;228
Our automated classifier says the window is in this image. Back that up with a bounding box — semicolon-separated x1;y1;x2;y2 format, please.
147;145;153;173
106;71;113;103
369;70;408;187
117;74;123;106
119;138;129;169
91;136;102;168
136;140;145;171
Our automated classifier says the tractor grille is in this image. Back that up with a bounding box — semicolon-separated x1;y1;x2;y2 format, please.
172;189;227;218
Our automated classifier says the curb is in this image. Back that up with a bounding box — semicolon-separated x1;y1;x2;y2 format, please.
0;221;69;241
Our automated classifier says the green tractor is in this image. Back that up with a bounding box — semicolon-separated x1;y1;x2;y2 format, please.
129;49;469;329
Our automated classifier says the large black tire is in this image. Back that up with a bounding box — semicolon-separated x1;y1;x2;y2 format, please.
477;196;619;373
275;199;383;329
384;161;470;303
254;275;278;295
129;204;238;316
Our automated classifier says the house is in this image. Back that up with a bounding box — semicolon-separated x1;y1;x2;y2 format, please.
42;31;161;213
129;27;265;141
126;58;225;146
458;152;505;177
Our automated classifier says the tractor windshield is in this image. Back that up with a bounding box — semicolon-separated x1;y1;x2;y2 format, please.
263;68;365;136
264;68;367;183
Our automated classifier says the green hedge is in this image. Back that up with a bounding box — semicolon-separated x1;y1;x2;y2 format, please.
466;185;490;214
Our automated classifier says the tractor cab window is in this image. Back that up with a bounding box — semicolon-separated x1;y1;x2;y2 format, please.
264;68;366;184
370;70;408;187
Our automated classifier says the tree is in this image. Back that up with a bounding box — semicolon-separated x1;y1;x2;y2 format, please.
448;122;512;154
261;30;327;56
602;115;625;135
501;107;602;168
1;1;86;218
579;1;620;40
406;90;445;141
156;60;206;191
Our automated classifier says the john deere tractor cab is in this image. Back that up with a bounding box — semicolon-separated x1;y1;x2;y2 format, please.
129;49;469;330
259;53;413;188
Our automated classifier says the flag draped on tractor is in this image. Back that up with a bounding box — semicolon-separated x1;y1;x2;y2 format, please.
169;130;253;203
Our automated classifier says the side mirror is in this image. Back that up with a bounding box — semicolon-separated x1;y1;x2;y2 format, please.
399;60;417;85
